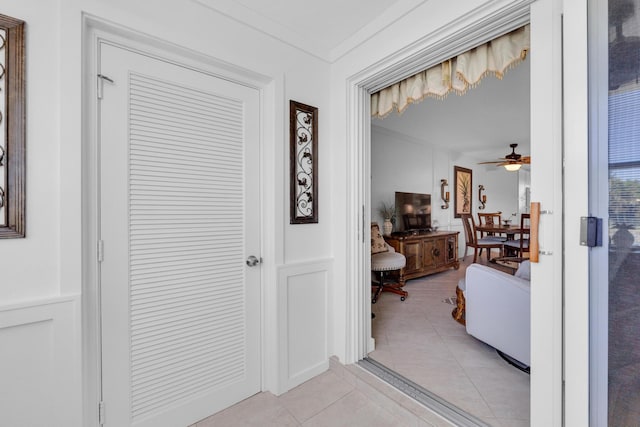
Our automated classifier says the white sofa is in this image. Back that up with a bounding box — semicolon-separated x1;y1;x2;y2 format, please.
463;261;531;367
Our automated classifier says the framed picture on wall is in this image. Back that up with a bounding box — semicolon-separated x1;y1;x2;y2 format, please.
454;166;472;218
0;14;26;238
289;100;318;224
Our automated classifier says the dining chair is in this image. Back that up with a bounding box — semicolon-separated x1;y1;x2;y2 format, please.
504;213;530;257
461;214;504;263
477;212;507;242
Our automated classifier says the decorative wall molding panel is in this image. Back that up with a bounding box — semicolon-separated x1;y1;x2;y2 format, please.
277;259;332;393
0;296;80;426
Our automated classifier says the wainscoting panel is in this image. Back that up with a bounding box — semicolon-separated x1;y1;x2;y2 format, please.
0;296;80;427
277;259;332;393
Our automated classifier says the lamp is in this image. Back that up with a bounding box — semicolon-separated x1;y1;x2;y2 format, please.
504;163;522;172
478;185;486;210
440;179;450;209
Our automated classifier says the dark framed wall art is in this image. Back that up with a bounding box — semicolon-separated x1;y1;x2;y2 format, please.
454;166;472;218
289;100;318;224
0;14;25;238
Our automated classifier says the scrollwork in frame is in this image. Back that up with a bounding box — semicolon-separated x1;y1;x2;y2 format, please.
0;14;25;238
289;100;318;224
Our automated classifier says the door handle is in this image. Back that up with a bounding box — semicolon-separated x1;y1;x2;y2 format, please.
246;255;261;267
530;202;540;263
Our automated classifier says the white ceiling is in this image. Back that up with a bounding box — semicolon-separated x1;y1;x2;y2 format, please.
193;0;530;162
193;0;425;61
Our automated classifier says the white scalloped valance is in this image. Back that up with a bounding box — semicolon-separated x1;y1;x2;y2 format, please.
371;25;530;118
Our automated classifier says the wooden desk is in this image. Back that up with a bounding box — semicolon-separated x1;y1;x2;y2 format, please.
384;231;459;285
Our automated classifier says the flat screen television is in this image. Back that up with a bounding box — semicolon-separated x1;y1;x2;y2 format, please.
395;192;431;232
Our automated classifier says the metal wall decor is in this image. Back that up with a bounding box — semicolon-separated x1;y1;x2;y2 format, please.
0;14;26;238
478;184;487;210
289;100;318;224
440;179;450;209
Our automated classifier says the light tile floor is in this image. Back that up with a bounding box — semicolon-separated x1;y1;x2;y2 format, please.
193;258;529;427
193;360;456;426
369;257;530;427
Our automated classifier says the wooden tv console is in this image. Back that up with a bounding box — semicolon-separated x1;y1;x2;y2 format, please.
384;231;459;285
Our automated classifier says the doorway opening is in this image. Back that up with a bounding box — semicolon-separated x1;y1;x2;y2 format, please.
344;2;564;426
367;50;531;425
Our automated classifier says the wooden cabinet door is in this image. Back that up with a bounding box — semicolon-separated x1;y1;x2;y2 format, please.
435;238;446;266
402;240;423;273
423;237;446;268
422;239;436;269
445;236;457;263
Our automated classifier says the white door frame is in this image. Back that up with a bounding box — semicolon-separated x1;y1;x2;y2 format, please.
344;0;565;425
563;0;591;425
81;15;279;427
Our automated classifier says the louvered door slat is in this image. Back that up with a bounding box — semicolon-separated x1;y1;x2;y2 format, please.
127;72;248;421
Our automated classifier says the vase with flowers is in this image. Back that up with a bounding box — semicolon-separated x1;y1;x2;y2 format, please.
378;202;396;235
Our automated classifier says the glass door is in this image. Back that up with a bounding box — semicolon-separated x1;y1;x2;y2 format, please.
590;0;640;424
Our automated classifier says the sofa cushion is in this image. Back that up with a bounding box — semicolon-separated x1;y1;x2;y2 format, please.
514;260;531;281
371;223;388;254
464;263;531;366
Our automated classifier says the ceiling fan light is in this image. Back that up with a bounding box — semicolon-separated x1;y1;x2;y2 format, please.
504;163;522;172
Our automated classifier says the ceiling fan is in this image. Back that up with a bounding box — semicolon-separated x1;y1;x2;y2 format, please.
478;143;530;171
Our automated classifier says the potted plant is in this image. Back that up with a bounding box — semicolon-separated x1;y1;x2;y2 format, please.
379;202;396;235
459;174;470;213
612;223;635;249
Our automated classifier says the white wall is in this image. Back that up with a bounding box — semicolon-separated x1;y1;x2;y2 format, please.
1;0;333;298
0;0;582;424
371;125;520;257
1;0;335;424
370;126;435;227
481;167;522;221
0;2;61;302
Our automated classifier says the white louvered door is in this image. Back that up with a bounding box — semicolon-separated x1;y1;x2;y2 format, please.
98;42;261;427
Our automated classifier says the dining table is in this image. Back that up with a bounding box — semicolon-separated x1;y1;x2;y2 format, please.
475;223;529;241
475;222;530;257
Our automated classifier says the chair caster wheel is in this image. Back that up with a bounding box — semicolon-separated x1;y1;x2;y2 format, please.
400;296;405;301
372;298;378;304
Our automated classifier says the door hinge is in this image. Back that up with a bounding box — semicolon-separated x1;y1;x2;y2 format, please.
97;74;114;100
98;240;104;262
98;401;105;425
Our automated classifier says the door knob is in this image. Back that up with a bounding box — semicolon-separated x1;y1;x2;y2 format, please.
246;255;261;267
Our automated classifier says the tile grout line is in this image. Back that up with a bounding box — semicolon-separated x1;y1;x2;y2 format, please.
276;371;356;425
